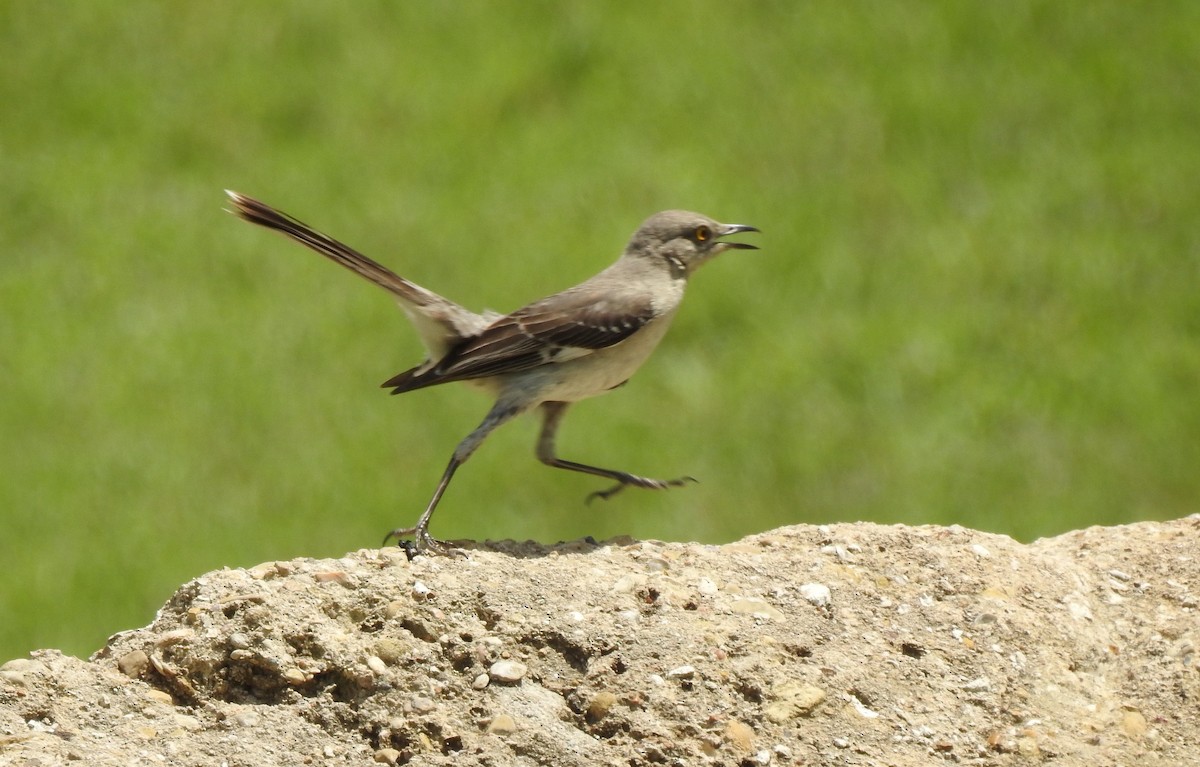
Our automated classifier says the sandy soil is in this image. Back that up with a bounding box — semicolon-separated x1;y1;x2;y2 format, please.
2;518;1197;766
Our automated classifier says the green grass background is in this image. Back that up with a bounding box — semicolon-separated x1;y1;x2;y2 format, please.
2;3;1197;660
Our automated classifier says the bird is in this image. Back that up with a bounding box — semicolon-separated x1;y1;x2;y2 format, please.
225;191;758;553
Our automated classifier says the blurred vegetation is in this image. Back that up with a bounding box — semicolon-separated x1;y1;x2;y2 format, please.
1;2;1197;660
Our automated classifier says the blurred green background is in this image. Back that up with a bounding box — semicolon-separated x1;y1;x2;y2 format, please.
2;2;1197;660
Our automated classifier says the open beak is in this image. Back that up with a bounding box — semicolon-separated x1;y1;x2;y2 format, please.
717;223;760;250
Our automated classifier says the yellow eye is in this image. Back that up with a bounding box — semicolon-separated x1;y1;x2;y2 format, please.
694;225;711;242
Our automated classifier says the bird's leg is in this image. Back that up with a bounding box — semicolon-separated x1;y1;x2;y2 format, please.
385;401;522;554
535;401;697;504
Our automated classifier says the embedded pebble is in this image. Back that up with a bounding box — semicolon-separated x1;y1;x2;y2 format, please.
117;650;149;679
487;714;518;734
729;598;784;621
472;673;490;690
373;639;406;665
666;664;696;679
373;748;401;764
313;571;356;588
410;696;435;714
488;660;528;684
724;720;755;752
234;710;260;727
799;583;832;608
282;668;309;685
848;693;879;718
0;658;46;686
765;682;826;722
145;689;173;706
586;691;618;720
366;656;387;675
1122;709;1148;739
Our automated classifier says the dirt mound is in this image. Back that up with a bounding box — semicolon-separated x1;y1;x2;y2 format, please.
2;519;1197;766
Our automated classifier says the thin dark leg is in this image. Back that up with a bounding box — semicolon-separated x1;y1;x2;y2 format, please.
535;401;696;504
384;401;523;553
383;455;461;553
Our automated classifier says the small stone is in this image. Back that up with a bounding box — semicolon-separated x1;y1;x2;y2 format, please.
246;562;278;580
367;656;388;675
832;737;850;749
765;682;826;722
724;720;755;753
612;574;647;593
666;664;696;679
697;577;718;595
963;677;990;692
412;581;432;600
313;570;356;588
488;713;518;734
750;749;772;765
282;668;309;685
1121;709;1147;739
373;638;406;665
145;689;173;706
799;583;831;608
488;660;528;684
847;693;879;718
117;650;150;679
373;748;401;765
411;696;435;714
586;691;618;721
729;598;785;621
0;658;45;684
1017;735;1040;757
228;632;250;650
472;673;490;690
234;710;260;727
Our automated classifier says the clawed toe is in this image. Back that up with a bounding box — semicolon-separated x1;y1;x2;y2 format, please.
382;526;464;559
585;474;698;505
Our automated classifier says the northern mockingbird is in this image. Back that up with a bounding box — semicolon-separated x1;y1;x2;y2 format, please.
225;191;758;553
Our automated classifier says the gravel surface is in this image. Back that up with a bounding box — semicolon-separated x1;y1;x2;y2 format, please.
2;518;1198;766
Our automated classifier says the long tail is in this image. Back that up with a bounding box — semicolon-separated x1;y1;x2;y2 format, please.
224;190;439;303
225;191;493;361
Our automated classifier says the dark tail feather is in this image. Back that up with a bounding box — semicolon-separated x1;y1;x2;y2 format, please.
225;190;425;302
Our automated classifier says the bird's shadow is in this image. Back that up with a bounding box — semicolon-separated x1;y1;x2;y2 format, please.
398;534;642;560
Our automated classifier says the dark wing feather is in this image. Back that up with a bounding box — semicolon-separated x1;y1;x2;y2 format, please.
383;291;656;393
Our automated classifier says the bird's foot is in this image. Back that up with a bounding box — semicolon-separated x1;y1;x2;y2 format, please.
585;474;697;504
382;525;466;559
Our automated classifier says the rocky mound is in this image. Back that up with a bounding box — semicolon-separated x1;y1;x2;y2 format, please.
2;519;1197;765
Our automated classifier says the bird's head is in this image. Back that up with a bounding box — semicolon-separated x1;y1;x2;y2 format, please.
627;210;759;275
